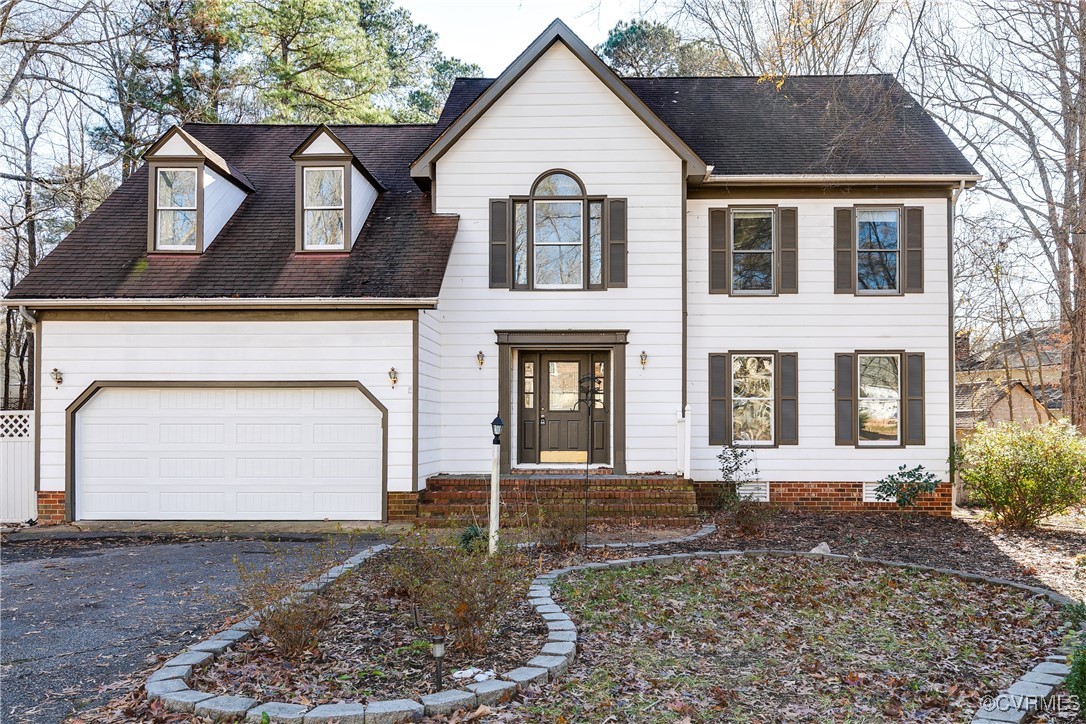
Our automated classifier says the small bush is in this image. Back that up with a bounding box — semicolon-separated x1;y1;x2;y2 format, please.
958;421;1086;529
536;504;586;550
233;539;351;661
874;464;940;526
386;529;528;654
1067;645;1086;709
731;494;775;537
458;524;486;552
1065;601;1086;630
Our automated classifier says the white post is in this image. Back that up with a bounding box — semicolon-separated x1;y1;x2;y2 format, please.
683;404;693;478
488;440;500;555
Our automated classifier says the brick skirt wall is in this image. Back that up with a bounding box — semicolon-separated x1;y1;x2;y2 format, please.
694;481;952;516
37;491;66;525
387;491;419;522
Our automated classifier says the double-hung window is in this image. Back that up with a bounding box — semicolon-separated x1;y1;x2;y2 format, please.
302;167;345;250
731;209;775;294
857;353;901;445
856;208;900;293
731;354;775;443
491;170;625;290
708;351;799;447
155;168;199;251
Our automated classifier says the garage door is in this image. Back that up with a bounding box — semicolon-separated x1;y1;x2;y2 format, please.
74;386;383;520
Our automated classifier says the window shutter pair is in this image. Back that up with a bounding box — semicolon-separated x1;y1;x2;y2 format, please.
709;208;798;294
488;198;627;288
834;352;925;445
708;352;799;445
833;206;924;294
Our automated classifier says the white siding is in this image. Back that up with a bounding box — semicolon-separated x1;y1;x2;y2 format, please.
433;42;685;474
350;167;378;245
686;195;953;482
38;319;415;494
203;166;246;246
417;311;442;487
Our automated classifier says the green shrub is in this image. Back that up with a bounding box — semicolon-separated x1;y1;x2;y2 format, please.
458;523;486;552
874;464;940;512
1067;645;1086;709
958;421;1086;529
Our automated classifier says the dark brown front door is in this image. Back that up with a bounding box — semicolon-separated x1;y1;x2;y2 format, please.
518;352;609;465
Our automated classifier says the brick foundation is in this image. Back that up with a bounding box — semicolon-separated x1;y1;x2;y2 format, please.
387;491;419;522
37;491;67;525
694;481;953;516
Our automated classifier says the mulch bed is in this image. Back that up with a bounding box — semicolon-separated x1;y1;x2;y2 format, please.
189;549;547;705
513;555;1066;723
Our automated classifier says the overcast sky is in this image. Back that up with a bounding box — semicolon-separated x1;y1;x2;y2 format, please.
395;0;652;76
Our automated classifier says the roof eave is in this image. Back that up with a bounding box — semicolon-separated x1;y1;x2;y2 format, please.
409;19;709;181
4;297;438;311
701;173;981;187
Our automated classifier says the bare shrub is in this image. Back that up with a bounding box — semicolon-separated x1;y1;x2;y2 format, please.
233;538;353;661
536;503;586;551
386;528;530;654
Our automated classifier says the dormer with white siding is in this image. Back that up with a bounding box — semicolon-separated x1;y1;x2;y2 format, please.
290;125;383;252
143;126;253;253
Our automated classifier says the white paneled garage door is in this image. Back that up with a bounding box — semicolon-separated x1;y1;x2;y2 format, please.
75;386;383;520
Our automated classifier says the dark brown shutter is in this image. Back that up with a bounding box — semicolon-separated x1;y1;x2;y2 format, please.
904;206;924;293
606;198;627;287
709;353;729;445
834;207;855;294
904;352;925;445
778;352;799;444
709;208;729;294
489;199;509;288
835;353;857;445
778;208;798;294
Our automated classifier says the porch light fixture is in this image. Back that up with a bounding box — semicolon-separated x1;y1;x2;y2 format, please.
430;633;446;691
640;350;648;368
50;368;63;385
476;350;485;368
491;414;504;444
388;367;398;388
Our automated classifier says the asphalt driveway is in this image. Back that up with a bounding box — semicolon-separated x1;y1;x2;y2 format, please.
0;533;386;723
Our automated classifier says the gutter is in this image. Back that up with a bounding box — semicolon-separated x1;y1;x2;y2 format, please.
701;173;982;187
1;297;439;311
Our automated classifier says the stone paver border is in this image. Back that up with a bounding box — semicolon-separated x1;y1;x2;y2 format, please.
143;541;1077;723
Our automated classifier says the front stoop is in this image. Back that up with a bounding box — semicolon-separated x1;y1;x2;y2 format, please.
415;474;699;527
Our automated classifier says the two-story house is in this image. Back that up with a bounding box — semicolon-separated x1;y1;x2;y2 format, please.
6;20;977;524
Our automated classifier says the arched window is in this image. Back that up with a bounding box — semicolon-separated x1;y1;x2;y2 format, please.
488;170;627;291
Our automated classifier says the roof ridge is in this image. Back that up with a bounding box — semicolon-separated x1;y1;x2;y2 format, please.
184;121;438;129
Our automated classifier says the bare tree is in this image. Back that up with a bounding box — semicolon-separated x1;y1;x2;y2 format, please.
910;0;1086;430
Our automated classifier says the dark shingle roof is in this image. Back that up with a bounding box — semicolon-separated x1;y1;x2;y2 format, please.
9;124;458;301
439;75;977;177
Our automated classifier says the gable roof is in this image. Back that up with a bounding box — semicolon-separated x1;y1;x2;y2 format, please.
8;124;458;303
145;125;256;192
440;74;979;181
410;18;709;183
291;125;387;192
955;379;1054;428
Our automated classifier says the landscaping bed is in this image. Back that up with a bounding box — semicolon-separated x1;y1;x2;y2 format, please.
520;555;1065;723
189;549;547;704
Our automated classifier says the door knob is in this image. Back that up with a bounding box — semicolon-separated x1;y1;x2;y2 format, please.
539;413;546;426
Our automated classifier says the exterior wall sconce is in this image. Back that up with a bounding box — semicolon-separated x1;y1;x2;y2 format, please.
640;351;648;368
476;350;485;368
50;368;63;385
388;367;398;388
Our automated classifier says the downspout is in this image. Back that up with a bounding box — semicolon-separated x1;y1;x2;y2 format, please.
948;181;965;503
18;305;36;328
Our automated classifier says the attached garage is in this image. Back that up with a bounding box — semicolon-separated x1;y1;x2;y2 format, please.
72;384;385;521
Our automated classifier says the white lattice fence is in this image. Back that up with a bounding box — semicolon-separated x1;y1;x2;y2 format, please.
1;411;35;523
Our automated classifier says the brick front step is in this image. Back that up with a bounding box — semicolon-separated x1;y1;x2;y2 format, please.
417;474;699;527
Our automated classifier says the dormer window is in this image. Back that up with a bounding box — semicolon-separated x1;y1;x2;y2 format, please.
291;125;383;253
155;168;199;250
303;167;345;249
143;126;253;254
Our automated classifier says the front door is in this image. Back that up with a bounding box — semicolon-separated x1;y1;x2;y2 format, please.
518;352;609;465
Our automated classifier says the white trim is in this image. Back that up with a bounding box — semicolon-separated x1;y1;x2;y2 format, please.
4;297;438;310
702;173;981;185
155;168;199;251
730;208;776;296
731;353;775;445
857;352;902;447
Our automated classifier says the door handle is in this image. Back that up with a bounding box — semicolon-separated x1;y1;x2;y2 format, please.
539;413;546;426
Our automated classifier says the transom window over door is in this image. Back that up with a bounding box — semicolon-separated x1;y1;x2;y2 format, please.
491;171;626;290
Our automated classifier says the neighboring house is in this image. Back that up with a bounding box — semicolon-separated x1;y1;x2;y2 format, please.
5;20;978;524
954;380;1054;442
957;326;1065;416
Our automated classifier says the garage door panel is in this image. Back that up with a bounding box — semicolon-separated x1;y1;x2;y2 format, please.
75;386;383;521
